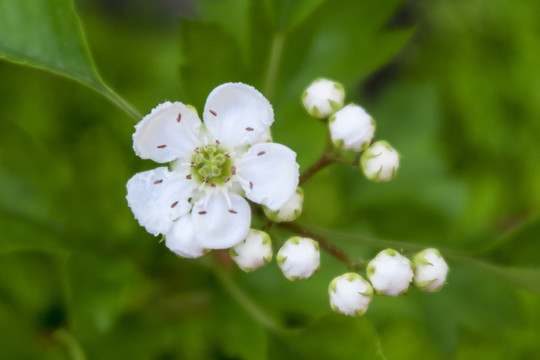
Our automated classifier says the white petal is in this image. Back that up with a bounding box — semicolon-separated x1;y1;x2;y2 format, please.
133;102;201;163
329;104;375;151
277;237;320;280
231;229;273;272
203;83;274;147
126;167;194;236
192;192;251;249
237;142;299;211
165;215;206;258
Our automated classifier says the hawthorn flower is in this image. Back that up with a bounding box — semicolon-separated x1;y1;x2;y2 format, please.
263;187;303;222
329;104;375;151
329;273;373;317
412;248;449;292
277;237;320;281
366;249;414;296
302;78;345;118
230;229;273;272
360;141;399;182
126;83;299;257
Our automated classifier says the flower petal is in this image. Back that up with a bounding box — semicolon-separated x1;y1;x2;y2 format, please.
126;167;194;236
133;102;201;163
203;83;273;148
237;142;299;210
165;215;206;258
192;193;251;249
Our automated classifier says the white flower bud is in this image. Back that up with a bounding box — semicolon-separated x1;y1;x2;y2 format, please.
329;273;373;317
230;229;273;272
277;237;320;281
413;248;449;292
264;187;303;222
302;78;345;118
360;140;399;182
366;249;413;296
329;104;375;151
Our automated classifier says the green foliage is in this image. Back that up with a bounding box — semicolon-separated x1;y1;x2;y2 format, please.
1;0;540;358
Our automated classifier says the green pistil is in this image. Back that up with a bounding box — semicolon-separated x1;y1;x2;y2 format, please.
191;145;232;186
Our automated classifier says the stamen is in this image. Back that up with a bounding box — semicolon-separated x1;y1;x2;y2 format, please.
157;144;167;149
231;166;236;175
225;153;230;158
186;174;192;180
224;177;230;182
171;201;179;208
198;211;207;215
246;127;254;131
191;162;196;167
257;151;266;156
215;140;221;145
154;179;163;184
177;113;182;122
209;110;217;116
194;147;200;153
211;182;216;188
250;181;253;189
229;209;237;214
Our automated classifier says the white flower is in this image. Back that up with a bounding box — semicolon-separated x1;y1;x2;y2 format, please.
361;141;399;182
277;237;320;281
366;249;413;296
126;83;299;257
329;273;373;317
302;78;345;118
329;104;375;151
230;229;273;272
263;187;303;222
413;248;449;292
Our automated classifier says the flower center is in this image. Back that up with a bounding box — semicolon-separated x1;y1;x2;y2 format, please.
191;144;233;187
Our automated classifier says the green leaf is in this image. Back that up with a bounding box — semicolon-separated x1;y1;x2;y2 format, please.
0;0;99;86
264;0;327;32
0;0;140;119
457;258;540;295
268;315;384;360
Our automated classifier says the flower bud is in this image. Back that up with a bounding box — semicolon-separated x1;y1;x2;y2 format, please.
302;78;345;118
412;248;449;292
329;104;375;151
366;249;413;296
277;237;320;281
360;140;399;182
329;273;373;316
264;187;303;222
230;229;273;272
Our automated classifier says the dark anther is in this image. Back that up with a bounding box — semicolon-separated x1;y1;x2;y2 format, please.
171;201;179;208
157;144;167;148
249;181;253;189
154;179;163;184
246;127;254;131
229;209;237;214
210;110;217;116
198;211;207;215
186;174;192;180
177;113;182;122
231;166;236;175
257;151;266;156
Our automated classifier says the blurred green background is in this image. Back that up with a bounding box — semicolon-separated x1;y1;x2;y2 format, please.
1;0;539;358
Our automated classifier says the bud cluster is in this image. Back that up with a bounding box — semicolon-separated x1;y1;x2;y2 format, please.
229;232;321;280
302;78;401;182
329;248;449;317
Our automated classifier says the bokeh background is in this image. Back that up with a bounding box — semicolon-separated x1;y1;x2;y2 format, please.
1;0;539;358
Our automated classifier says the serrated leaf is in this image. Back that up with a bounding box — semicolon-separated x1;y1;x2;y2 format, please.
0;0;140;119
